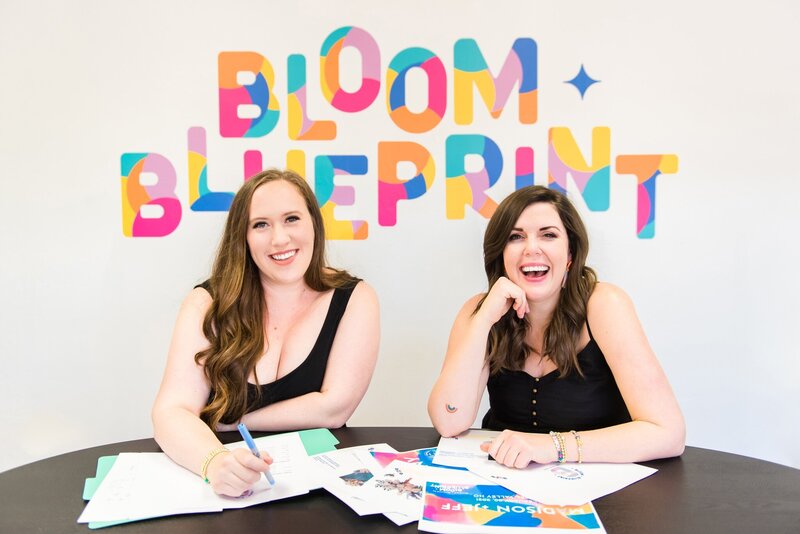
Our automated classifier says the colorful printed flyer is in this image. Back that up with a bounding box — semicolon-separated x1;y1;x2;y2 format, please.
370;447;467;471
358;460;426;520
308;443;397;516
353;451;491;526
419;482;605;533
371;447;437;468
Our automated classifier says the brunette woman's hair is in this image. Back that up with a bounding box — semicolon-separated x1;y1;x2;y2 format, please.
195;169;356;428
476;186;597;376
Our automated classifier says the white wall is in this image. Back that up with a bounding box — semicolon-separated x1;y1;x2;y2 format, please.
1;0;798;472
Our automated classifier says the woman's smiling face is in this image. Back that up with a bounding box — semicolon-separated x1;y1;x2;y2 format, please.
503;201;570;306
246;179;315;287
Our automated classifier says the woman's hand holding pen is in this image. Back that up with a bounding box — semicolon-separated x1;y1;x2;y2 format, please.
206;448;273;497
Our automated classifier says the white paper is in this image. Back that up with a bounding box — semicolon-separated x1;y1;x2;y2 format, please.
384;510;418;526
78;453;221;523
434;431;656;506
432;430;501;468
78;432;311;523
308;443;398;515
470;459;656;506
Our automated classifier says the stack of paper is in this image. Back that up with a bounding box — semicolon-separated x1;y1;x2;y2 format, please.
79;432;317;526
79;429;656;533
307;445;488;526
307;442;612;533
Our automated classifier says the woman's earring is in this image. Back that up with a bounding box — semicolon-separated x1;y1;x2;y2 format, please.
561;259;573;289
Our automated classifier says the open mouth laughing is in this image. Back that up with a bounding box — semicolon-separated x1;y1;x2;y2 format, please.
520;264;549;280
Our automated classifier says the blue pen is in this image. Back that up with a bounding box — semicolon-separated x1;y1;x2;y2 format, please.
237;423;276;486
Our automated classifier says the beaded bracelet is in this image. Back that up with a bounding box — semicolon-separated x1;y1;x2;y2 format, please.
570;430;583;464
555;432;567;463
200;446;229;484
549;431;566;463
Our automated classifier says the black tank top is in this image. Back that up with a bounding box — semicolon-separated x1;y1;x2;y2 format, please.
482;322;631;433
198;281;358;424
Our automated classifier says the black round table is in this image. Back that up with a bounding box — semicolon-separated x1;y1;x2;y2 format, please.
1;427;798;533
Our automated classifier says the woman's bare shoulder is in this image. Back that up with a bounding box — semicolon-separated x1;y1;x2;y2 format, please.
588;281;632;310
180;285;213;315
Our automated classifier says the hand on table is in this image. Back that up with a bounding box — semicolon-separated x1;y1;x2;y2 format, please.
480;430;557;468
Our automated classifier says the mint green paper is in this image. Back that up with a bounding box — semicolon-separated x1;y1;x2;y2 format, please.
82;455;149;529
297;428;339;455
82;456;118;499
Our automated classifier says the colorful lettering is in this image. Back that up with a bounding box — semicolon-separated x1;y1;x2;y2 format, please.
454;38;538;125
243;149;308;180
515;147;534;189
377;142;435;226
120;153;182;237
188;127;234;211
218;51;280;138
386;48;446;133
446;134;503;219
548;127;610;211
287;54;336;140
315;155;369;239
123;31;677;239
616;154;679;238
320;27;380;112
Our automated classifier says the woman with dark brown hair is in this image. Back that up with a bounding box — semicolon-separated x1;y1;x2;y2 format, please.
428;185;684;467
152;169;380;496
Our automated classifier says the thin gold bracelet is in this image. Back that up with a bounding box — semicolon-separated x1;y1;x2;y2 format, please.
571;430;583;463
200;446;229;484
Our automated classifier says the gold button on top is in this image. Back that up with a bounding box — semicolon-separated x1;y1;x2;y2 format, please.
535;378;540;382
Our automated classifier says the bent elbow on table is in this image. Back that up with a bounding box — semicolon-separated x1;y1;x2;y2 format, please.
151;406;176;447
322;407;352;430
150;402;203;449
640;415;687;460
428;401;474;438
434;422;470;438
309;391;360;429
658;405;687;458
665;421;687;458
